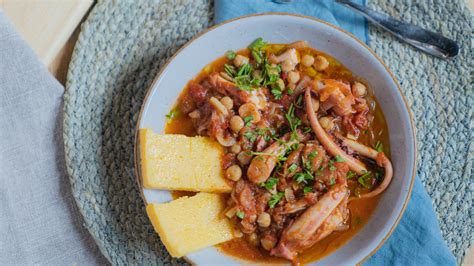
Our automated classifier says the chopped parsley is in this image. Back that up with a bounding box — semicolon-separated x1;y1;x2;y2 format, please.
251;50;263;64
234;63;261;91
268;192;284;208
236;211;245;219
165;109;178;121
308;151;318;160
346;170;356;179
288;163;298;173
358;171;373;189
248;37;267;50
285;104;302;140
303;186;313;194
334;155;345;162
262;177;279;190
271;88;283;100
224;64;236;77
294;172;313;184
374;141;383;152
328;160;337;171
243;116;253;126
225;50;236;60
329;177;336;186
243;131;257;142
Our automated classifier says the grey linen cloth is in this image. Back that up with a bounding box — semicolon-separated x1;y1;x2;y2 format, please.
0;11;106;265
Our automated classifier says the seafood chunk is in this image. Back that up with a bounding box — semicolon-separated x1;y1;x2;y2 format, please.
271;183;349;260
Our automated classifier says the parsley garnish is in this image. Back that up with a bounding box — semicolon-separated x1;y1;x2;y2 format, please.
346;170;356;179
243;131;257;142
308;151;318;160
288;163;298;173
374;141;383;152
165;109;178;121
262;177;279;190
248;37;267;50
234;63;260;91
243;116;253;126
251;50;263;64
225;50;236;60
328;160;337;171
294;172;313;184
236;211;245;219
294;173;306;183
334;155;345;162
358;171;373;189
285;104;302;140
271;88;283;100
303;186;313;194
329;177;336;186
268;192;284;208
224;64;236;77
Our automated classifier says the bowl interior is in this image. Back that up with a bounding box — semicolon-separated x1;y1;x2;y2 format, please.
138;13;415;265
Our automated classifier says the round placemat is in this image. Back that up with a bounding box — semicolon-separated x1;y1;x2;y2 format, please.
64;0;472;264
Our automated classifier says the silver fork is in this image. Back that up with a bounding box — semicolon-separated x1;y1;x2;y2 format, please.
272;0;460;59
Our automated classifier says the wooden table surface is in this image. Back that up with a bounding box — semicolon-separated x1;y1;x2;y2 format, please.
2;1;473;264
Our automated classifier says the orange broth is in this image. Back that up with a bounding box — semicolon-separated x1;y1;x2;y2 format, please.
165;44;390;264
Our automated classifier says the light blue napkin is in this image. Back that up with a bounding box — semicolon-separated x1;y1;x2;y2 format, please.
215;1;456;265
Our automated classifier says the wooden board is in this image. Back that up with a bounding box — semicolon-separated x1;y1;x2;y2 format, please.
0;0;93;66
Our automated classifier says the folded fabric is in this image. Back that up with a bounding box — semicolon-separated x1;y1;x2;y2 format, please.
0;11;106;265
214;0;456;265
215;0;368;43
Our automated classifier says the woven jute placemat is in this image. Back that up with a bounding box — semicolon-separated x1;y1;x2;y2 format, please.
64;0;472;264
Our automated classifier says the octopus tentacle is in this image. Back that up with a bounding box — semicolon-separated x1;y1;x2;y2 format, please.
340;137;394;199
304;88;367;174
270;183;348;261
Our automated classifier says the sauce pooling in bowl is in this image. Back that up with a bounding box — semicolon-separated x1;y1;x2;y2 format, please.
165;39;391;263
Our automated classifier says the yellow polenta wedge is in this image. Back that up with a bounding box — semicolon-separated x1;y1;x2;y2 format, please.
146;193;237;257
139;128;231;192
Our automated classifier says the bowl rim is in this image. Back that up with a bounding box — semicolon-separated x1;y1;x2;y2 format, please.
133;12;417;265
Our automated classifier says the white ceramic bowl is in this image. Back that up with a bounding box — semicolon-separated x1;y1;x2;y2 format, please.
136;13;416;265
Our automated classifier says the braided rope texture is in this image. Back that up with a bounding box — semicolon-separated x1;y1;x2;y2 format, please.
368;1;473;262
64;0;472;264
64;0;213;264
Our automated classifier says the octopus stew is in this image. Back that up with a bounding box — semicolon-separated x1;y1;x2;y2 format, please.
165;39;393;263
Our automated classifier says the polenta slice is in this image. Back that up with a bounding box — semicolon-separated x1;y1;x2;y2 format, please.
139;128;231;192
146;193;237;257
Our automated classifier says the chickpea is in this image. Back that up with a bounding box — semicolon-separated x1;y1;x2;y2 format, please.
220;96;233;110
281;59;294;72
233;54;249;67
268;64;279;76
352;81;367;97
275;78;285;91
229;116;244;133
261;236;276;251
238;103;261;123
237;151;252;165
226;165;242;181
230;144;242;154
248;233;259;246
287;71;300;84
319;116;334;130
313;55;329;71
301;54;315;67
257;212;271;228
